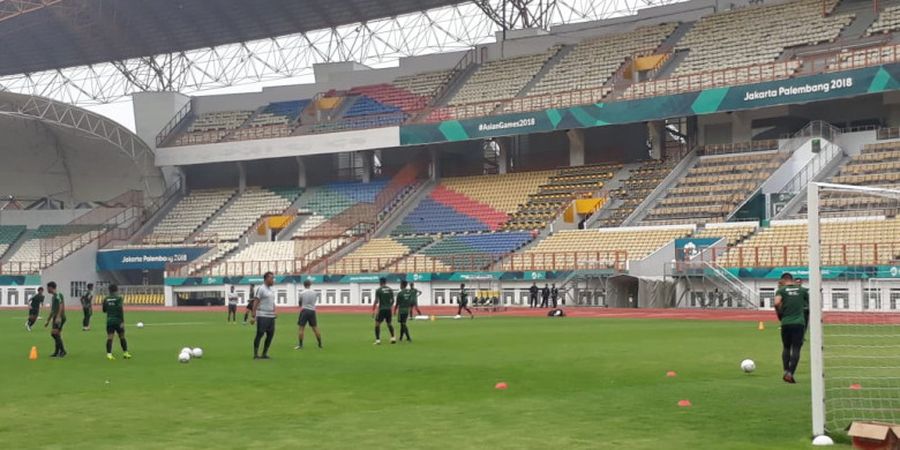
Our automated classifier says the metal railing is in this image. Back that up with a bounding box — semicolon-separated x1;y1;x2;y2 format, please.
99;178;184;248
686;243;900;268
155;99;194;147
701;140;779;156
777;138;844;195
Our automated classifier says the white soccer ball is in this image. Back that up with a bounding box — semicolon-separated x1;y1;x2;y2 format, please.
136;322;144;328
178;352;191;363
740;359;756;373
180;347;192;355
454;314;462;319
191;347;203;359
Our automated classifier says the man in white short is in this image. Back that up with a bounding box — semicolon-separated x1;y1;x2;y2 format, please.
295;279;322;350
250;272;277;359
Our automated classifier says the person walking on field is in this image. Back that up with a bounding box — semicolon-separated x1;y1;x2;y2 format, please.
774;272;809;384
45;281;67;358
250;274;277;359
25;287;45;331
372;278;396;345
295;279;322;350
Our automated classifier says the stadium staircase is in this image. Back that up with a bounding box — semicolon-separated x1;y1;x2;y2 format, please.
726;121;845;221
621;147;700;225
427;61;480;109
835;0;882;40
771;149;852;220
190;191;240;242
583;162;646;228
371;178;436;238
514;45;575;101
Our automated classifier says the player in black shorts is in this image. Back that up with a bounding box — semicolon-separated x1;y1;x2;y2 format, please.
295;279;322;349
243;284;256;325
394;280;415;342
26;287;45;331
44;281;67;358
226;286;238;323
458;283;474;319
372;277;396;345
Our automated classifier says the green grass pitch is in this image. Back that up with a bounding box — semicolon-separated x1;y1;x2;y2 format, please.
0;310;832;449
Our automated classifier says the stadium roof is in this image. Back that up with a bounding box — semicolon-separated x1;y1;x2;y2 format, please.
0;0;466;77
0;91;164;202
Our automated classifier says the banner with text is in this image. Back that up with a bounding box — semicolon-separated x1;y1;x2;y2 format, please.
400;64;900;145
98;247;211;271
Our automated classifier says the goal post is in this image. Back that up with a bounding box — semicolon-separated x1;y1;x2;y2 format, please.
807;182;900;443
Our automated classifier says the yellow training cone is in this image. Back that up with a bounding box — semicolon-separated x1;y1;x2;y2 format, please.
430;315;436;322
29;346;38;360
758;321;765;331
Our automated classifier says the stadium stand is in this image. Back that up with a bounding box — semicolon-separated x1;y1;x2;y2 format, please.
2;225;107;273
349;84;429;113
394;171;553;234
447;47;561;106
0;225;26;259
211;238;349;276
720;216;900;267
504;163;621;231
174;111;254;146
202;187;302;242
867;4;900;35
327;236;433;273
507;225;694;270
415;232;533;270
824;141;900;215
229;100;310;141
693;222;758;246
598;159;677;227
673;0;851;78
144;189;235;244
392;69;455;100
643;150;787;224
527;23;677;98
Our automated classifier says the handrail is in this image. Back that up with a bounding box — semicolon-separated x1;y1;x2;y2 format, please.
101;178;184;248
156;99;194;147
777;139;843;195
690;242;900;268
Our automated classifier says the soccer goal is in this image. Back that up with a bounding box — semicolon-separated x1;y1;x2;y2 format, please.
807;182;900;445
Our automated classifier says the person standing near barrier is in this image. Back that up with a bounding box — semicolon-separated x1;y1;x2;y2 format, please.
529;283;539;308
81;283;94;331
540;284;550;308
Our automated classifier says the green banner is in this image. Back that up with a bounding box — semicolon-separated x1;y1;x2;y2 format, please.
726;265;900;280
401;64;900;145
164;271;585;286
0;275;41;286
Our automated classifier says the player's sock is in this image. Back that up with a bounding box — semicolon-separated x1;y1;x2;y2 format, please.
51;336;59;356
375;326;381;341
106;339;113;354
387;324;395;338
316;335;322;348
120;338;128;352
262;333;273;356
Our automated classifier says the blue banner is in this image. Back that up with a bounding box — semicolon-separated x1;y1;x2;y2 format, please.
97;247;211;271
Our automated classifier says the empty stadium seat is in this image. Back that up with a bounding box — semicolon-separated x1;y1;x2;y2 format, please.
144;190;235;244
448;47;561;106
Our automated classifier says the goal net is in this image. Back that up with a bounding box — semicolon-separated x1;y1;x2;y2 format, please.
807;182;900;440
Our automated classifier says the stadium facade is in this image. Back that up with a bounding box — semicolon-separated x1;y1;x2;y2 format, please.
0;0;898;311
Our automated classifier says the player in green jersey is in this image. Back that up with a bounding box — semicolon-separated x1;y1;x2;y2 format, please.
774;273;809;384
409;282;424;316
44;281;67;358
372;277;396;345
393;280;415;342
102;285;131;360
26;287;45;331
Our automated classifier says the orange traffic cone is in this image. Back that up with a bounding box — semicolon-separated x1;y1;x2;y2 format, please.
758;321;766;331
29;346;38;360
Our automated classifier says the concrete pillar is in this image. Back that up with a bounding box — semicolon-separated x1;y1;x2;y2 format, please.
360;150;373;183
732;112;753;142
236;162;246;192
566;129;586;166
648;121;665;160
429;147;440;181
497;140;508;174
175;167;187;194
295;156;307;188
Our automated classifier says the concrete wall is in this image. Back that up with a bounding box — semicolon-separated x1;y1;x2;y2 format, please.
41;240;101;308
0;209;89;228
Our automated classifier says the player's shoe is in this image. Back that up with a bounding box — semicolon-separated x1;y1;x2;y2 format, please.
260;355;271;360
106;353;115;361
390;337;397;344
374;339;381;345
294;345;303;350
25;322;32;332
123;352;132;359
783;372;796;384
57;350;67;358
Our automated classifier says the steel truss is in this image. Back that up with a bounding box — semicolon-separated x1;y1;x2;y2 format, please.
0;0;684;106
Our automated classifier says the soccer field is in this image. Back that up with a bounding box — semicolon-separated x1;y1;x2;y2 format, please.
0;310;833;449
